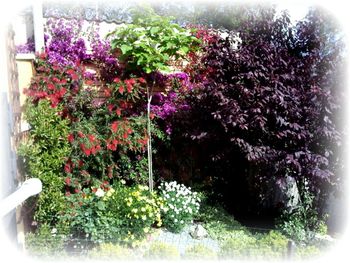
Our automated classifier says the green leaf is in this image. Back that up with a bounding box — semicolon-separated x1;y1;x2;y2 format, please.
150;26;159;35
180;46;189;54
120;44;132;54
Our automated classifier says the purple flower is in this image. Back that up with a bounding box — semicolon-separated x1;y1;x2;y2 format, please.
16;37;35;54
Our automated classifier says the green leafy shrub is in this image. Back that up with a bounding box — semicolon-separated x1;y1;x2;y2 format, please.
25;224;66;257
61;182;163;245
159;181;200;233
295;245;321;260
219;230;257;259
277;183;327;244
104;183;163;245
184;244;217;260
19;100;71;225
219;230;289;260
196;203;247;241
88;243;134;260
108;7;200;73
257;230;288;259
144;241;180;260
60;187;119;243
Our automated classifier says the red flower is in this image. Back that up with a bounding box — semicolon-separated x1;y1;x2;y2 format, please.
127;128;133;134
95;145;101;151
92;188;97;193
39;52;47;59
107;104;114;112
84;148;91;156
104;88;112;97
150;112;155;120
59;88;67;96
129;78;136;85
71;74;79;80
78;131;85;138
123;133;128;139
60;79;67;84
107;140;117;151
113;77;120;83
66;69;75;75
85;80;94;85
47;83;55;90
64;162;72;173
107;143;117;151
67;133;74;143
111;121;118;133
118;85;124;94
74;188;80;193
139;77;146;84
116;108;122;117
65;191;71;197
65;177;71;186
126;82;133;93
78;160;84;168
120;101;128;109
88;134;96;142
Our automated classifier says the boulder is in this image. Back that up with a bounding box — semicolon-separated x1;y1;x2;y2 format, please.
190;224;208;239
274;176;300;212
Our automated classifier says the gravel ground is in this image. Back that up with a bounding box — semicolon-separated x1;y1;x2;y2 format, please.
150;224;220;255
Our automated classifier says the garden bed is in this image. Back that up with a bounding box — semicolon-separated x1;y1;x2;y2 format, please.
17;3;343;262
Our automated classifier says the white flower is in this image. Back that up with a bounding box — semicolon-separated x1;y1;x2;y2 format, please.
51;228;57;234
174;218;178;223
95;188;105;197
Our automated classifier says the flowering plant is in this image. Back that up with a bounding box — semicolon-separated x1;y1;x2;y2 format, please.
104;183;163;246
159;181;201;232
61;187;119;243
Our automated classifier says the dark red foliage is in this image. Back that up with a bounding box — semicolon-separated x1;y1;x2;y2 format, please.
166;9;344;213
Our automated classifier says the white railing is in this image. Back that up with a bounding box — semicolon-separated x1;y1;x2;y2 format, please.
0;178;42;218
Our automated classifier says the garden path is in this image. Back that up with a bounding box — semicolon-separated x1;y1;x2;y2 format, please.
150;224;220;255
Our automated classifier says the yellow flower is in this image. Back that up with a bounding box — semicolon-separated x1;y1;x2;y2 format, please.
141;215;147;220
143;227;149;233
132;208;138;213
141;207;146;212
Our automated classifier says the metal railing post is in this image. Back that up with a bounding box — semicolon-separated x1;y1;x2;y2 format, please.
0;178;42;218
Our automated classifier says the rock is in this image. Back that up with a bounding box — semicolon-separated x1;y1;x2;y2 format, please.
314;233;335;245
190;225;208;239
274;176;300;212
